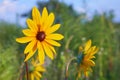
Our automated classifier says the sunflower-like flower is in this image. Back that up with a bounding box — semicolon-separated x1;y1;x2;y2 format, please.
76;40;99;78
28;58;45;80
16;7;64;64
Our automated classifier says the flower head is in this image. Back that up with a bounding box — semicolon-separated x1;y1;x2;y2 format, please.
28;58;45;80
77;40;99;78
16;7;64;64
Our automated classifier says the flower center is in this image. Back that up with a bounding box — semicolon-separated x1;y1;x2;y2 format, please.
36;31;46;42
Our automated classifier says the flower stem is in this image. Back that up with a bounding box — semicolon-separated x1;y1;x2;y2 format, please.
65;57;77;80
25;55;29;80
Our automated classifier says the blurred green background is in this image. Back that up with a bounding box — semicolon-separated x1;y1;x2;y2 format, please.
0;0;120;80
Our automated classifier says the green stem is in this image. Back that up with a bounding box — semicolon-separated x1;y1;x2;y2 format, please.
65;57;77;80
25;55;29;80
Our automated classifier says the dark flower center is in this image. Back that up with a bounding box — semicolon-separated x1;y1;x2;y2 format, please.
36;31;46;42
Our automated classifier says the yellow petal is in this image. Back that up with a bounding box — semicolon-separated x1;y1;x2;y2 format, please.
84;48;92;58
83;59;95;67
47;44;56;55
35;77;40;80
86;46;92;53
88;60;95;66
43;13;55;30
22;29;36;36
37;41;45;64
32;6;41;25
46;24;60;35
84;71;88;77
24;44;37;62
90;46;96;52
24;39;37;54
92;47;99;55
34;73;40;80
16;37;34;43
84;40;91;51
26;19;38;32
35;66;46;72
46;34;64;40
42;7;48;24
86;46;98;58
34;71;42;78
90;56;96;59
24;51;34;62
31;73;34;80
85;52;96;59
45;39;61;47
42;42;54;60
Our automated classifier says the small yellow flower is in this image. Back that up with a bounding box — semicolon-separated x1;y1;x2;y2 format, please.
16;7;64;64
28;58;45;80
77;40;99;78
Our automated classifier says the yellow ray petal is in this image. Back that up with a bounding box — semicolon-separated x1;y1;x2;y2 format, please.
24;39;37;54
37;41;45;64
91;47;99;55
84;71;88;77
31;73;34;80
24;51;35;62
84;48;92;58
86;46;92;54
46;24;60;35
32;6;41;25
84;40;91;51
16;37;34;43
88;60;95;66
24;44;37;62
22;29;36;36
86;46;98;58
46;34;64;40
42;42;54;60
89;56;96;59
42;7;48;24
85;52;96;59
89;46;96;53
36;77;40;80
26;19;38;32
45;39;61;47
43;13;55;30
35;66;46;72
34;73;40;80
47;44;56;55
34;71;42;78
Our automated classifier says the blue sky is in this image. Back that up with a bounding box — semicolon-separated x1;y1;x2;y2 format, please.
0;0;120;26
63;0;120;22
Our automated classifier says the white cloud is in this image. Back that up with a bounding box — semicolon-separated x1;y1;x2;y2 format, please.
0;0;17;13
74;6;86;13
0;0;37;25
0;0;17;23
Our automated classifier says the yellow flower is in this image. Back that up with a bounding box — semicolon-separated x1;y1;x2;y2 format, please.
16;7;64;64
77;40;99;78
28;58;45;80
